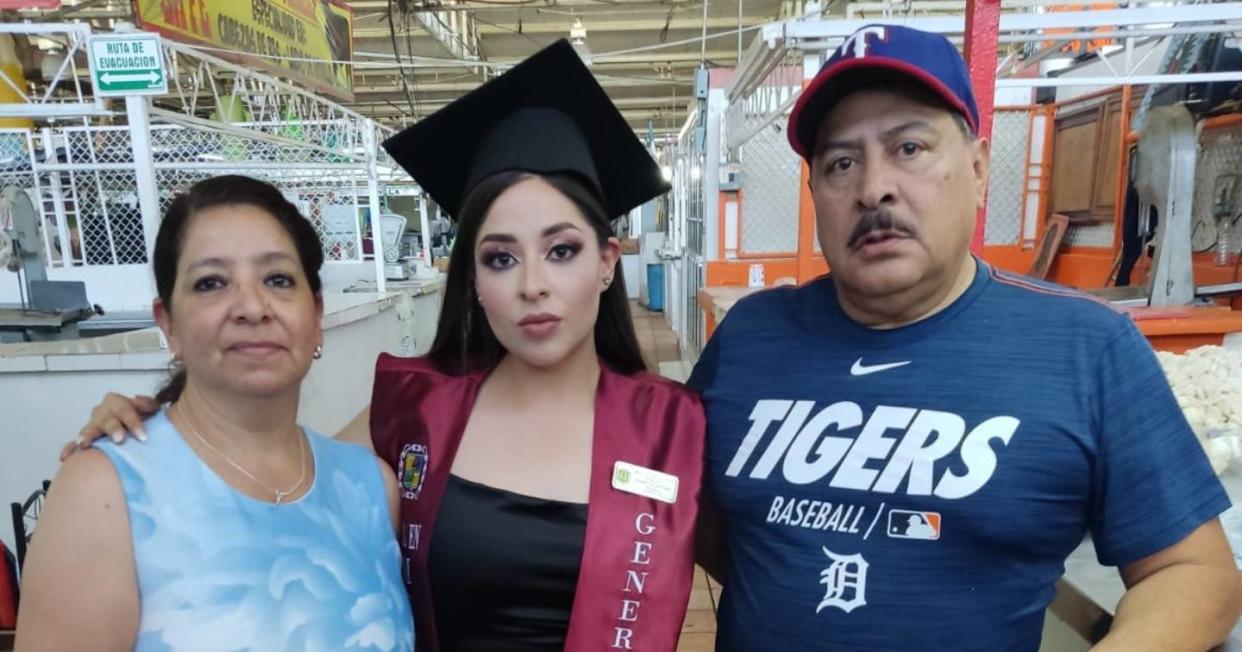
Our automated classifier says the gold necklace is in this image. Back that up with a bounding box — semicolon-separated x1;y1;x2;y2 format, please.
176;402;307;504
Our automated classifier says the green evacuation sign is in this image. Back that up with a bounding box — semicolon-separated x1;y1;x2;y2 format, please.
88;33;167;97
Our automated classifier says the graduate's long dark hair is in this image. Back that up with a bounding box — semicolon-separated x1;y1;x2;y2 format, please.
426;171;646;376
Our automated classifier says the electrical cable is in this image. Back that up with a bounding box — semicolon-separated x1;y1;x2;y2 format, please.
13;240;26;312
387;0;420;119
401;9;424;116
1191;220;1218;253
473;14;545;47
598;24;764;58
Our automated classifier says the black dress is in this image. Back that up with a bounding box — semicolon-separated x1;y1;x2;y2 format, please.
428;474;589;651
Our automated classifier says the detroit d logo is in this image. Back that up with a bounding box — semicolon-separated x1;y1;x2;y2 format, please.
817;547;868;614
397;443;428;500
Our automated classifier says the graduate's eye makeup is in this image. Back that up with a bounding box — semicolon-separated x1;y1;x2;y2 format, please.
479;245;518;271
478;235;585;271
546;239;583;262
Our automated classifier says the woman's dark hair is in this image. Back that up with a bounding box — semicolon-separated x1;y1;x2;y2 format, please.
426;171;646;376
154;175;325;404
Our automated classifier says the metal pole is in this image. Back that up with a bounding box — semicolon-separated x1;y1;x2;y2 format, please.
738;0;743;61
1124;0;1134;75
963;0;1001;255
363;123;387;293
996;71;1242;87
127;95;160;289
418;193;432;268
40;127;73;266
701;0;710;63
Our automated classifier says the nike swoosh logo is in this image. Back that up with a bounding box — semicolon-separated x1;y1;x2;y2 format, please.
850;358;912;376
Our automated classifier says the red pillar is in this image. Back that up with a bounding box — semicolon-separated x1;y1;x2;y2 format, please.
963;0;1001;255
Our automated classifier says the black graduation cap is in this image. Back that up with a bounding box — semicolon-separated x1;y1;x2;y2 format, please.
381;39;669;221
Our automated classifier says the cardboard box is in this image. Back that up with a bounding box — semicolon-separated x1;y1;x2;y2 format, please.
620;238;640;255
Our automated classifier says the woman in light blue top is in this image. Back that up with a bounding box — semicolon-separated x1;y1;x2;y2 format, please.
15;176;414;652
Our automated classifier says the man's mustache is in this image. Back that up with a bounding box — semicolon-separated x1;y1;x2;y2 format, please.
847;210;918;250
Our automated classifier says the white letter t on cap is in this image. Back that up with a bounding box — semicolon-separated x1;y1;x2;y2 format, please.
843;26;886;58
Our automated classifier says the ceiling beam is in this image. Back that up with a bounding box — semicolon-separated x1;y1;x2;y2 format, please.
371;112;687;132
353;16;766;38
352;48;739;72
355;59;710;81
370;106;685;121
409;9;481;61
352;94;685;112
349;0;703;13
375;121;685;137
478;15;769;35
353;74;690;92
13;6;130;20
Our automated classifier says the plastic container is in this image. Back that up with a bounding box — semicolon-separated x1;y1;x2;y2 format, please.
1217;217;1232;267
646;263;664;312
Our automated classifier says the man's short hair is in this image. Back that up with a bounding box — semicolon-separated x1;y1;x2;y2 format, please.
951;113;974;141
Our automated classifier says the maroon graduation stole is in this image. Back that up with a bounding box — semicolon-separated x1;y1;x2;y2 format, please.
371;354;705;652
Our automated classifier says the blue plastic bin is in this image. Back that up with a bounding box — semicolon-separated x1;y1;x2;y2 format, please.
646;263;664;312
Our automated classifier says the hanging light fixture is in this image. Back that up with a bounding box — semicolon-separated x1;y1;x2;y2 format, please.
569;17;592;67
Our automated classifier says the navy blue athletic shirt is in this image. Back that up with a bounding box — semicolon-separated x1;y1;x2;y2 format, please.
689;260;1229;651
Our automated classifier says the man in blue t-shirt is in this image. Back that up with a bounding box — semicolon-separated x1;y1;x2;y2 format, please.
689;24;1241;651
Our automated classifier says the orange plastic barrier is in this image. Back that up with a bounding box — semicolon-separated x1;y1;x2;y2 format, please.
1129;306;1242;353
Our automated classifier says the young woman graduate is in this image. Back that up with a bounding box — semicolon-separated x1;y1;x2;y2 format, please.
369;38;705;652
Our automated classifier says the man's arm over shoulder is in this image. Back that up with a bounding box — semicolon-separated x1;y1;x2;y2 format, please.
15;450;139;651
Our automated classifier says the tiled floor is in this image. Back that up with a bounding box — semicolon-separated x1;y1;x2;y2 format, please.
630;301;721;650
631;300;683;374
677;567;722;651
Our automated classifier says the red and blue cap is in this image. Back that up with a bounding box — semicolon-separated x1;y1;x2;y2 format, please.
787;24;980;160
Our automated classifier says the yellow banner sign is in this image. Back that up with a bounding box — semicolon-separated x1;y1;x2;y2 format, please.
135;0;354;101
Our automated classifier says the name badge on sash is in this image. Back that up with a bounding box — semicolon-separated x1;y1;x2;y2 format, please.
612;461;679;504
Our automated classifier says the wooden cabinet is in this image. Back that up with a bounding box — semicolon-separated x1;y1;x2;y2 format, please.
1050;94;1125;224
1051;118;1099;214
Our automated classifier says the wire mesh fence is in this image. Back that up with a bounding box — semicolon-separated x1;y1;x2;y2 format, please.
985;109;1032;246
0;130;35;191
1064;221;1116;248
24;119;386;268
734;63;802;256
676;111;708;357
153;165;369;262
54;126;146;265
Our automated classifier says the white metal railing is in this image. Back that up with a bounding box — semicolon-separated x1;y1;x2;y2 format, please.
0;24;424;297
0;23;110;119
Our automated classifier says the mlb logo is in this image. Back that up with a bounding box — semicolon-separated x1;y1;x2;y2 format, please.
887;509;941;540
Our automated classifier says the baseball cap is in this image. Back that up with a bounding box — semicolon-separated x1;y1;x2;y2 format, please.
382;39;669;220
787;24;980;160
